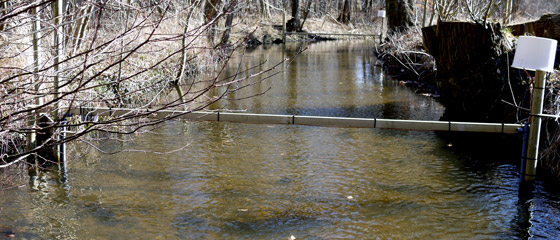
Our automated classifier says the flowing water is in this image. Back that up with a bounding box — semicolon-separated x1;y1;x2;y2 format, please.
1;41;560;239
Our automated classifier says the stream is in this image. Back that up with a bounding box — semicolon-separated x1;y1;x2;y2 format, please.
1;41;559;239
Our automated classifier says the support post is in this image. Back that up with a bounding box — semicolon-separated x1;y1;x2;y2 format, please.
519;122;529;176
56;116;67;166
522;70;547;182
511;36;557;185
377;10;385;45
379;18;383;45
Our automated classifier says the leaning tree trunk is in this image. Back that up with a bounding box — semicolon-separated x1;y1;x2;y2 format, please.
386;0;414;32
299;0;312;31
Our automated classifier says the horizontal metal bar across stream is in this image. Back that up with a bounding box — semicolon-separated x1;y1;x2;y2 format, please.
67;107;522;134
285;32;379;37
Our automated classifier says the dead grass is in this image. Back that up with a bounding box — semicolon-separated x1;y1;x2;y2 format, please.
542;71;560;178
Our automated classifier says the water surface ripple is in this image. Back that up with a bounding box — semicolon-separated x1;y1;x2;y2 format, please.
1;41;559;239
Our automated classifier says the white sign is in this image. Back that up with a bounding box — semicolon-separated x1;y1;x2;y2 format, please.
377;10;386;18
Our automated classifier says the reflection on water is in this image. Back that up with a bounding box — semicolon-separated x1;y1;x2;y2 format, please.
210;41;442;120
1;41;559;239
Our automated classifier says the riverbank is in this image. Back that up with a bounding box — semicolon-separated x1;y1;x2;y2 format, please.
228;15;381;46
6;41;560;239
0;0;385;187
374;25;560;180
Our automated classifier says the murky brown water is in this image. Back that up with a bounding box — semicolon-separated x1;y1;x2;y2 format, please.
1;41;560;239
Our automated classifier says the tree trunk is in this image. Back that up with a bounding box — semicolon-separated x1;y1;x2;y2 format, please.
0;1;7;32
204;0;221;48
338;0;351;24
260;0;271;19
176;0;201;85
503;0;512;25
286;0;299;32
299;0;312;31
71;4;93;54
53;0;63;119
291;0;299;21
386;0;414;32
28;4;42;154
422;22;518;122
422;0;428;27
220;2;235;46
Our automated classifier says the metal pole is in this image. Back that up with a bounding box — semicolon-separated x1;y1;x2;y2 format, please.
379;18;384;45
522;70;547;182
56;117;67;166
520;122;529;176
64;107;523;133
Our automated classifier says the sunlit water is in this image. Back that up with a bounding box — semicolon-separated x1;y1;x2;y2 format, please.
2;41;560;239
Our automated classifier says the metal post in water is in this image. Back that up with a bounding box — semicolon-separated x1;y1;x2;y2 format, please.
522;70;547;182
56;116;67;166
519;122;529;177
379;18;383;45
377;10;386;45
511;36;557;184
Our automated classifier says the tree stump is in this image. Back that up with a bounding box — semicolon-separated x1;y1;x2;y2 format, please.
286;17;300;32
422;21;527;123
